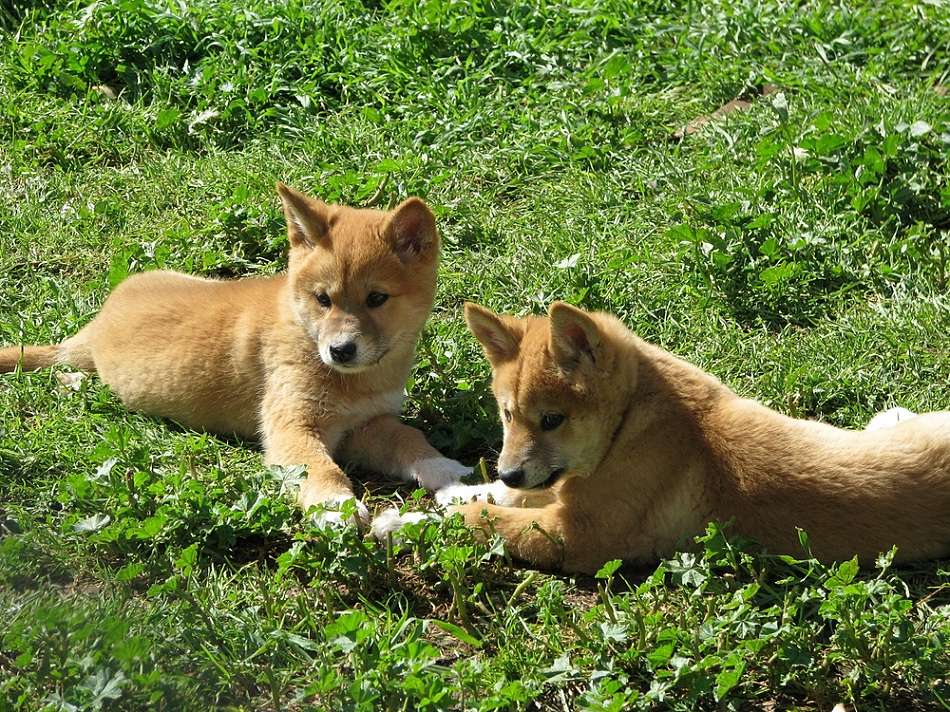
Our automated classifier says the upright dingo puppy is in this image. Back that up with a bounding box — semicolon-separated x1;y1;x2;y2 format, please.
0;184;469;524
375;301;950;573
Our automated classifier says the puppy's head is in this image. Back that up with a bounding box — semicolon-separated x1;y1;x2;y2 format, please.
465;301;633;489
278;183;439;372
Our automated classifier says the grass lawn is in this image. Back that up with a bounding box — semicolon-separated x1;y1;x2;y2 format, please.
1;0;949;709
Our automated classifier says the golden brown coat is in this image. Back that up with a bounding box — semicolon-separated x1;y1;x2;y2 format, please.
413;302;950;574
1;185;469;524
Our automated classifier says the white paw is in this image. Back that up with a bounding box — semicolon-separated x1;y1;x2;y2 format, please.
866;407;917;432
407;457;472;490
307;495;371;530
370;508;440;543
435;480;515;508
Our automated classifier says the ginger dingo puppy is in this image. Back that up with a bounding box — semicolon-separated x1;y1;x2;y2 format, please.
0;184;469;525
375;301;950;573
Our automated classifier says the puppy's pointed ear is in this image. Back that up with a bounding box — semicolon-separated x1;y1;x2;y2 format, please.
277;182;330;250
465;302;521;364
548;301;601;367
383;197;439;262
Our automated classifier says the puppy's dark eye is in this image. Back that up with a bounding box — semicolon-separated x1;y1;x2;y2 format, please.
316;293;331;308
503;408;512;423
540;413;565;431
366;292;389;308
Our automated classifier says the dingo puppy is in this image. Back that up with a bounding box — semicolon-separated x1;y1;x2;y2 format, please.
374;301;950;573
0;184;469;525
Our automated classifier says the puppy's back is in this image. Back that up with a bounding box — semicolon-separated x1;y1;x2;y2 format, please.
712;400;950;562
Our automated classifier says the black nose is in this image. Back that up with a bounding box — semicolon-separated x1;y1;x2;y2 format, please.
329;342;357;363
499;469;525;487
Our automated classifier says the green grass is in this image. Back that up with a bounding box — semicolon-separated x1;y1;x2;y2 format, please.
2;0;949;709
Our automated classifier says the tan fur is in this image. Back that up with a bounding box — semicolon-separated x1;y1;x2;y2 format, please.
0;345;60;372
0;184;469;517
453;301;950;574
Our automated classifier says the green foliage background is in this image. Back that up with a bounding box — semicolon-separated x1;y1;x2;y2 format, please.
1;0;948;709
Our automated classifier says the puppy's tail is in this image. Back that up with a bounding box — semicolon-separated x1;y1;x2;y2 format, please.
0;344;60;372
0;334;96;374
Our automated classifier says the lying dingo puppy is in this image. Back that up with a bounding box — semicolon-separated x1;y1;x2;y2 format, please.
374;301;950;573
0;184;469;525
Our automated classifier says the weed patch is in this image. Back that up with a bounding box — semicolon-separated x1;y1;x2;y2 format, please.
2;0;949;709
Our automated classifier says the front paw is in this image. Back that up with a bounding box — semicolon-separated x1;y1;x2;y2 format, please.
306;495;371;530
435;480;516;508
408;457;472;490
370;507;441;543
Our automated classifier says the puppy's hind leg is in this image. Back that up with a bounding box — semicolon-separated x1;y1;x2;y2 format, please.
866;407;917;431
56;333;99;371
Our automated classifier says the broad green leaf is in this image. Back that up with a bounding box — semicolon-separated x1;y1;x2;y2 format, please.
155;107;181;131
596;559;622;579
429;619;482;648
715;662;744;700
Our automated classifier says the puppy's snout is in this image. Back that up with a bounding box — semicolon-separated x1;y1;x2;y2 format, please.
329;341;357;364
499;468;525;488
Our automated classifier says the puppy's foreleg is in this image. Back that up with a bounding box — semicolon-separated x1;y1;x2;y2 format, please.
339;414;470;490
435;480;557;508
261;400;367;526
450;502;570;571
